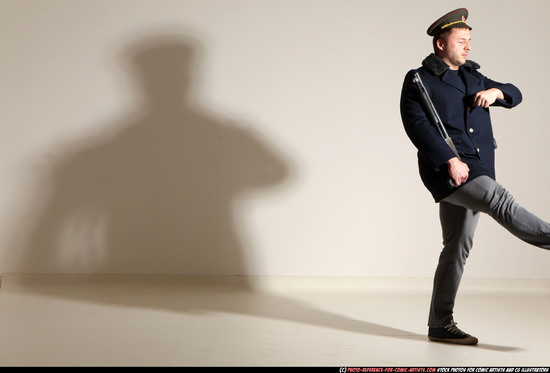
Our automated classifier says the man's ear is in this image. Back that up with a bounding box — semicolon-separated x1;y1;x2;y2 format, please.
436;38;445;51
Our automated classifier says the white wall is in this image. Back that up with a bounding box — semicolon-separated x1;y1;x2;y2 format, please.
1;0;549;278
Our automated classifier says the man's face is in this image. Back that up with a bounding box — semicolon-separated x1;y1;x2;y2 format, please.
438;28;471;70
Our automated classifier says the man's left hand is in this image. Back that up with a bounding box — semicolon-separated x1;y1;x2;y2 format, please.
472;88;504;108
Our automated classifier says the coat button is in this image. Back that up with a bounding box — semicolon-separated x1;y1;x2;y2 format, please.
469;128;474;133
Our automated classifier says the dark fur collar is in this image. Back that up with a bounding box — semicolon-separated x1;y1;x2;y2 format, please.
422;53;480;75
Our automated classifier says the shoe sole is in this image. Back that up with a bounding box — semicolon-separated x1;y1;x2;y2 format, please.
428;335;479;345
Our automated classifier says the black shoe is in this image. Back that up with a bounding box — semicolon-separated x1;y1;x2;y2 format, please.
428;321;478;345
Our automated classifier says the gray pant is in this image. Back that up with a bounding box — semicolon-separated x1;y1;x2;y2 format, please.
428;175;550;327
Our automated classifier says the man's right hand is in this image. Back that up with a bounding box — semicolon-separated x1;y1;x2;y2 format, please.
446;157;469;186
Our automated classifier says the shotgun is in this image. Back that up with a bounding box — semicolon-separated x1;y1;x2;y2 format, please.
412;72;459;188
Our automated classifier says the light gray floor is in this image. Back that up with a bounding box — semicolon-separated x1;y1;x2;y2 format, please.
0;274;549;367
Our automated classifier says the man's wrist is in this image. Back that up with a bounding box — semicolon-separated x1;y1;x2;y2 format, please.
446;157;461;166
492;88;504;100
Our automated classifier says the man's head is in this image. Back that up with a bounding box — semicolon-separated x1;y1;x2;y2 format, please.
433;28;471;70
427;8;473;70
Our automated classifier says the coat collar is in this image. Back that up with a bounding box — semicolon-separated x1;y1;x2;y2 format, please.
421;53;480;76
421;53;481;94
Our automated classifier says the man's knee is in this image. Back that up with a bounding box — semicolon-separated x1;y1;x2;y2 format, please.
439;241;472;265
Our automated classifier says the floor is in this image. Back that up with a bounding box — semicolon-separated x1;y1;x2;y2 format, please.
0;274;549;367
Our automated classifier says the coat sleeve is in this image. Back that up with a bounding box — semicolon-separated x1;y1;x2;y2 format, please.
481;73;523;108
400;69;457;169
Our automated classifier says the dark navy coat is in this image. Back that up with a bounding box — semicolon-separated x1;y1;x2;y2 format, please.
400;53;522;202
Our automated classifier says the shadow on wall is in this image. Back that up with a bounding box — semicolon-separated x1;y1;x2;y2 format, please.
11;33;292;279
7;33;426;344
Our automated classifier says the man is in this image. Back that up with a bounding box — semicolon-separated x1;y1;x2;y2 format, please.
400;8;550;345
